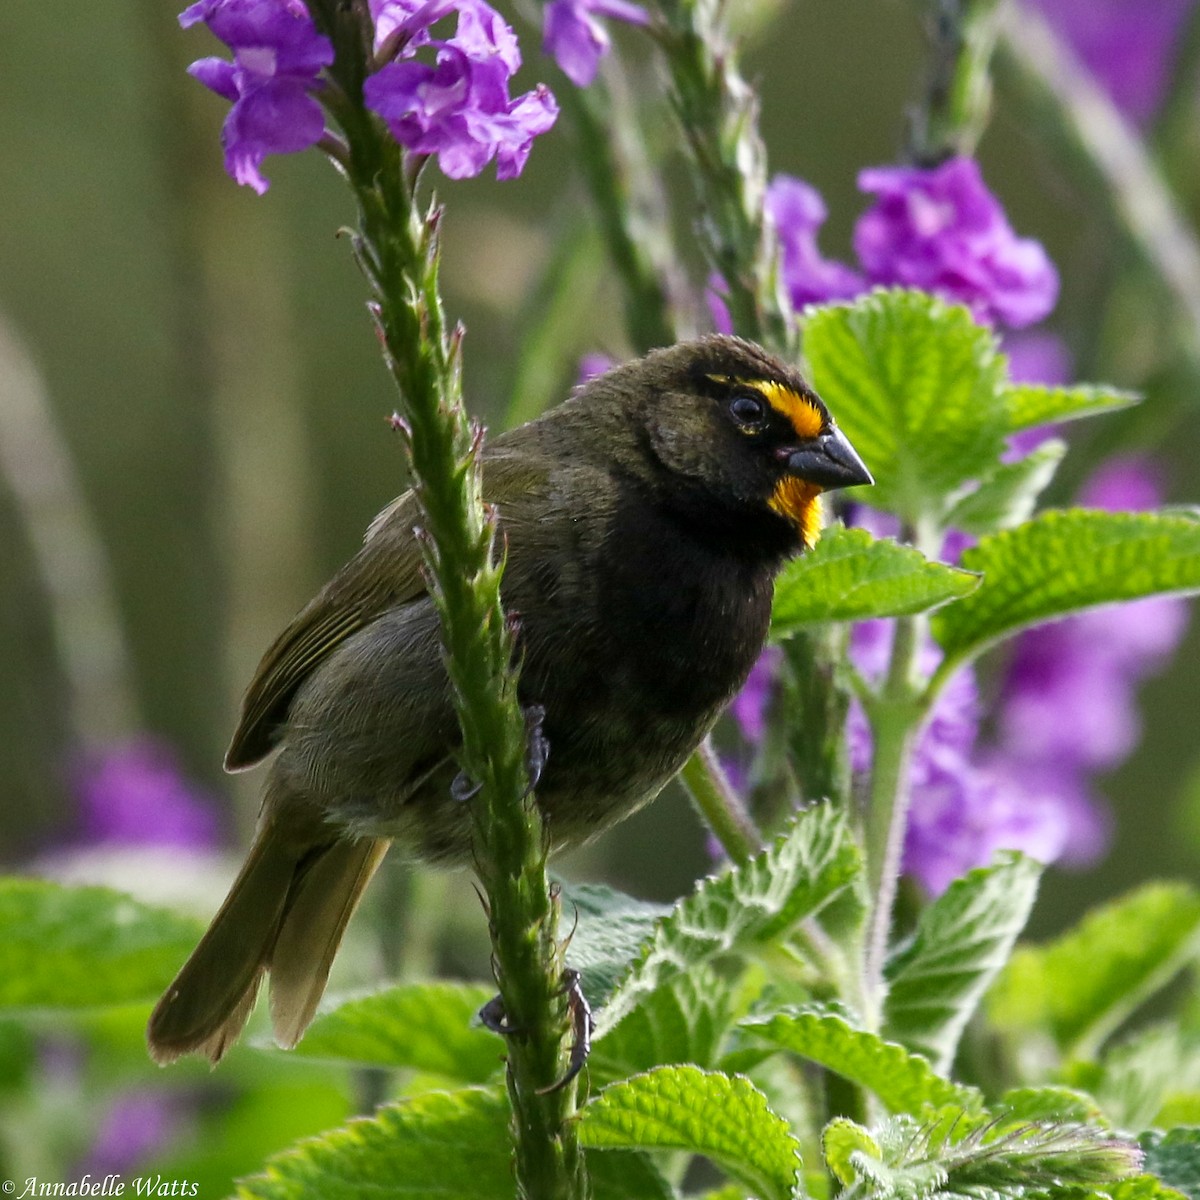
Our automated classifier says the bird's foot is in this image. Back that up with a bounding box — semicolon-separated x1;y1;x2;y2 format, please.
448;705;547;804
475;968;594;1095
522;704;549;797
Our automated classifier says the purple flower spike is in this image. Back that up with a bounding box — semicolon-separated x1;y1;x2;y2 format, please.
364;0;558;179
731;647;782;745
71;736;224;852
543;0;648;87
854;156;1059;329
767;175;865;309
180;0;333;194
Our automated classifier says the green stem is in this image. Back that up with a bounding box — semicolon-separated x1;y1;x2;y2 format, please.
559;81;677;353
679;736;762;865
862;614;924;1028
908;0;1001;164
310;5;586;1195
648;0;793;351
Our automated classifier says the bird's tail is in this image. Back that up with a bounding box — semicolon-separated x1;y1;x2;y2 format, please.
146;819;389;1065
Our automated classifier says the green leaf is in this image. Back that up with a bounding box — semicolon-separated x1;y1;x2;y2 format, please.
804;289;1007;523
943;438;1066;536
988;883;1200;1058
284;981;501;1079
741;1005;982;1115
884;853;1042;1072
577;1066;802;1200
1142;1129;1200;1200
769;526;979;634
591;965;735;1084
932;509;1200;669
0;879;203;1011
823;1118;881;1186
996;1086;1106;1125
234;1087;512;1200
1002;382;1139;434
587;1150;677;1200
558;883;672;1009
600;804;861;1034
1113;1174;1192;1200
1073;1024;1200;1130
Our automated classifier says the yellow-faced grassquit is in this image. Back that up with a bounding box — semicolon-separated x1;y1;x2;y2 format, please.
147;334;872;1065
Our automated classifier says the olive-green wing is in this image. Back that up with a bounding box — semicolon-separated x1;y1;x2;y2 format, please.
224;451;552;771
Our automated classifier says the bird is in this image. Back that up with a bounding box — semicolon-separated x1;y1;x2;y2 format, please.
146;334;872;1066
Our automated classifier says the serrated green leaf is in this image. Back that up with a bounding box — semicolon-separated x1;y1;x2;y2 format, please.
769;526;979;634
884;853;1041;1072
988;883;1200;1059
558;883;672;1009
804;289;1008;523
599;805;860;1034
591;965;734;1085
0;878;204;1011
823;1118;881;1186
932;509;1200;669
1142;1129;1200;1200
283;981;500;1079
944;439;1067;536
577;1066;802;1200
1002;383;1139;433
742;1005;981;1115
234;1087;512;1200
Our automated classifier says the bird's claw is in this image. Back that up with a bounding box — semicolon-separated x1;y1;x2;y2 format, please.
537;969;594;1095
475;969;594;1095
450;770;482;803
523;704;549;797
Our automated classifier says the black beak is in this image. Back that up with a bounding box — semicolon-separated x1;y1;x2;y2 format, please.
784;426;873;491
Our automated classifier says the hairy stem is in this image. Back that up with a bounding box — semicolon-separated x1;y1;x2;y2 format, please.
679;736;762;865
310;4;587;1195
862;614;923;1027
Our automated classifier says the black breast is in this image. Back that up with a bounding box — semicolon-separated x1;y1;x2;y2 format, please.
510;477;784;843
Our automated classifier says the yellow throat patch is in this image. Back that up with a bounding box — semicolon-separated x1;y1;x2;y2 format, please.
769;478;824;549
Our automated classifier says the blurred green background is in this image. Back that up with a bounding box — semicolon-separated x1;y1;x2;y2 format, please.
2;0;1200;1107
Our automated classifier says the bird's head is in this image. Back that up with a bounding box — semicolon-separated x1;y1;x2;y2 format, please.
599;335;872;553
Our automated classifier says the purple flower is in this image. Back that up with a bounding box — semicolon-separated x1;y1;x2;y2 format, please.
1024;0;1195;125
730;647;782;745
577;352;616;384
1002;329;1072;386
365;0;558;179
854;156;1059;329
180;0;334;194
544;0;648;87
767;175;865;310
70;737;223;851
79;1090;186;1177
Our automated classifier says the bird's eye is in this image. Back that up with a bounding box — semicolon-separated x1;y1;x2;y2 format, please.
729;393;767;428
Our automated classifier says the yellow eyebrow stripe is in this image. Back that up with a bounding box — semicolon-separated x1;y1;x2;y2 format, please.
707;374;824;441
757;381;824;440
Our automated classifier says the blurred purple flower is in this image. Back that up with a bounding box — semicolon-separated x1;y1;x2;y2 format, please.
854;157;1059;329
180;0;334;194
730;647;782;744
80;1090;186;1177
767;175;865;310
998;455;1189;771
1003;329;1073;386
365;0;558;179
1025;0;1195;125
577;352;616;384
71;737;223;851
543;0;648;87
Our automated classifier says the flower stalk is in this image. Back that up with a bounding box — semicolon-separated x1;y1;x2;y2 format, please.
308;3;587;1195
